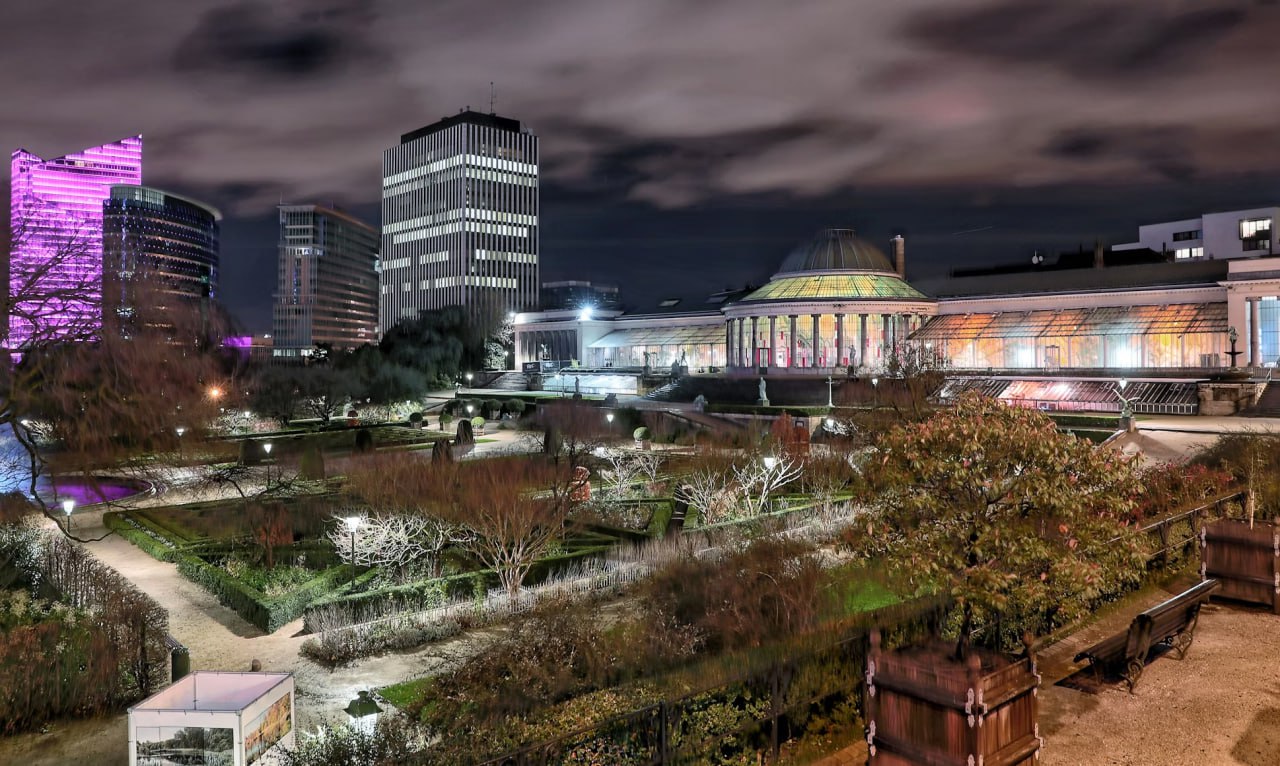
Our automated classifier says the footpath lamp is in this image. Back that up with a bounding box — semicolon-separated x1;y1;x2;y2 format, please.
870;376;880;408
343;515;362;590
606;412;615;431
262;442;273;485
465;372;474;387
344;690;383;735
826;376;835;408
61;498;75;531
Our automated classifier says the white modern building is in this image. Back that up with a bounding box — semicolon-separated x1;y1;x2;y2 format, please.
1114;206;1278;261
380;110;539;334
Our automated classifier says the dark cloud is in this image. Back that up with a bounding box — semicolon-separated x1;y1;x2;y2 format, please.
906;1;1251;80
2;0;1279;330
175;0;380;80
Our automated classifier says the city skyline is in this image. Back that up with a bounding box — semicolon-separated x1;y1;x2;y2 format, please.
3;2;1280;333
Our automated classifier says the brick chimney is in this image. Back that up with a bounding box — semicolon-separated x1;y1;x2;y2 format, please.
1093;239;1105;269
891;235;906;278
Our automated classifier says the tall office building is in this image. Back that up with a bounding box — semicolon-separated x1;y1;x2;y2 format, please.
273;204;380;359
380;111;538;335
9;135;143;346
102;185;221;331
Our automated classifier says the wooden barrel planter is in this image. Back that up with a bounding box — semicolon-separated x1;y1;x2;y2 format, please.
865;631;1041;766
1201;519;1280;613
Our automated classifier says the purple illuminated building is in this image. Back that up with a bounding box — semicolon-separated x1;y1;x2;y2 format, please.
8;135;143;347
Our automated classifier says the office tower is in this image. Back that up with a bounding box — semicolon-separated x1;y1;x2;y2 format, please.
9;135;143;346
102;185;221;330
380;110;538;335
273;204;380;359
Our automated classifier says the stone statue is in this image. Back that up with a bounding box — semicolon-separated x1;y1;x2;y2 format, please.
692;394;707;412
757;376;769;406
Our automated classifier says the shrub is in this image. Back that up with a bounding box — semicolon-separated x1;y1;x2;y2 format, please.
472;416;486;428
439;411;454;428
177;553;355;633
103;512;178;562
633;427;650;441
409;411;424;427
354;428;375;453
481;400;500;419
299;446;326;480
504;398;527;417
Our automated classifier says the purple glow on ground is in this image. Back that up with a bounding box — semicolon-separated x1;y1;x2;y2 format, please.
36;477;150;506
9;136;143;347
222;335;253;348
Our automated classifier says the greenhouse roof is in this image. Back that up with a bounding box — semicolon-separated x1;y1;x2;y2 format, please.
740;273;928;303
913;303;1225;341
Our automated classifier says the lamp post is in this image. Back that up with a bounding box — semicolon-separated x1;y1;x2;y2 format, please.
61;498;75;531
465;372;473;388
262;442;273;485
825;376;835;408
208;386;222;400
606;412;614;426
175;426;186;438
344;515;362;590
870;376;879;408
344;690;383;736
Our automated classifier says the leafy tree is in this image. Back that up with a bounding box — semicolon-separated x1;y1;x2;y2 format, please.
852;393;1147;658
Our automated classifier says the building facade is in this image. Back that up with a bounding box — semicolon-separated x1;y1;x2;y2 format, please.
273;205;379;359
541;280;621;311
8;135;143;346
102;185;220;330
1114;206;1279;261
380;111;539;334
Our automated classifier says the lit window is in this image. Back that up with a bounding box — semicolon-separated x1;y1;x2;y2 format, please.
1240;217;1272;239
1174;247;1204;260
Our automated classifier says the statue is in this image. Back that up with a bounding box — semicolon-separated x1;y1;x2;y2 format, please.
1227;326;1242;369
692;394;707;413
757;376;769;406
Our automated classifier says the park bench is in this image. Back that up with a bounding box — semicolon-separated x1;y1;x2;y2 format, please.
1073;578;1220;693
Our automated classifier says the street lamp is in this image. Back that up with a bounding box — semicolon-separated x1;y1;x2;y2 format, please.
870;376;880;409
606;412;614;424
343;515;362;591
1118;378;1128;392
466;405;474;415
465;372;473;387
61;498;75;530
344;690;383;736
763;455;778;471
825;376;835;408
208;386;222;400
175;426;186;438
262;442;273;485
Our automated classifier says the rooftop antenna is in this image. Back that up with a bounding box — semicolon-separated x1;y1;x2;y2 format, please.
490;82;496;114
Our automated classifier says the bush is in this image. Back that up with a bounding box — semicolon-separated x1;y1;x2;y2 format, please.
354;428;375;453
471;416;486;428
177;553;355;633
299;446;326;480
504;398;527;417
103;512;178;562
633;427;650;441
481;400;500;419
409;412;424;427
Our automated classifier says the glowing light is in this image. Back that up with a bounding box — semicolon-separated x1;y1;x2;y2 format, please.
61;498;75;516
578;306;593;321
763;456;778;470
344;515;362;531
262;442;273;455
175;426;186;437
208;387;222;399
606;413;614;423
9;136;143;347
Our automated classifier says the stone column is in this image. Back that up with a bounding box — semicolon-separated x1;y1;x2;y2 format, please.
859;314;869;369
768;316;777;368
1251;297;1262;368
881;314;891;360
750;316;759;369
811;314;821;368
736;318;745;367
725;319;734;368
835;313;845;367
789;315;798;368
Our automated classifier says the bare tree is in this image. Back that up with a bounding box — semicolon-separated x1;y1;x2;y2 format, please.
734;454;802;517
0;206;226;539
675;467;743;526
326;510;471;580
600;449;644;498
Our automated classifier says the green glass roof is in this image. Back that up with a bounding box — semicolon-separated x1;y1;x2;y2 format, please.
741;273;928;303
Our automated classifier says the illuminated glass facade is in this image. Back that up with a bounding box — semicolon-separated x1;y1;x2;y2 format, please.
9;136;143;346
381;111;539;334
914;304;1228;369
102;185;220;329
273;205;380;358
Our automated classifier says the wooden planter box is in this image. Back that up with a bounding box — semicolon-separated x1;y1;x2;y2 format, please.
866;633;1041;766
1201;518;1280;613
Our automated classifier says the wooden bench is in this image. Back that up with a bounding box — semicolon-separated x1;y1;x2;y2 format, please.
1073;579;1220;693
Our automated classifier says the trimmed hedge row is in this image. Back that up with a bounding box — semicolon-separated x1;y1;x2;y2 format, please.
302;545;614;633
176;554;357;633
104;512;180;562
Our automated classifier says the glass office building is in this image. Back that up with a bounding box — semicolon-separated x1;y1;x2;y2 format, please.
102;185;220;329
9;135;143;346
273;205;380;358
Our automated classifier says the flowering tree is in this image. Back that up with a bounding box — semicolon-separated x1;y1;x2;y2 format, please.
852;393;1147;659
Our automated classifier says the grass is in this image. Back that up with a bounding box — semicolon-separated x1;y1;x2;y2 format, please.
379;677;430;710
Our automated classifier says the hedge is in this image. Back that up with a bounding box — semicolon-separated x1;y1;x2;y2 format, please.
176;553;357;633
303;545;614;632
104;512;179;562
705;403;834;417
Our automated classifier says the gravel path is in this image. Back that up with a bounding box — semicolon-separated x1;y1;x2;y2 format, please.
1041;604;1280;765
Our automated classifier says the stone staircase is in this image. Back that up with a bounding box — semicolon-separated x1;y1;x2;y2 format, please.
482;372;530;392
1242;381;1280;417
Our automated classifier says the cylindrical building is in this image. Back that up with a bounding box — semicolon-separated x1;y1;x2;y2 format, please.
102;185;221;327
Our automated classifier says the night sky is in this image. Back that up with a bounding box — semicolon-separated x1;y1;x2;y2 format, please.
4;1;1280;332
